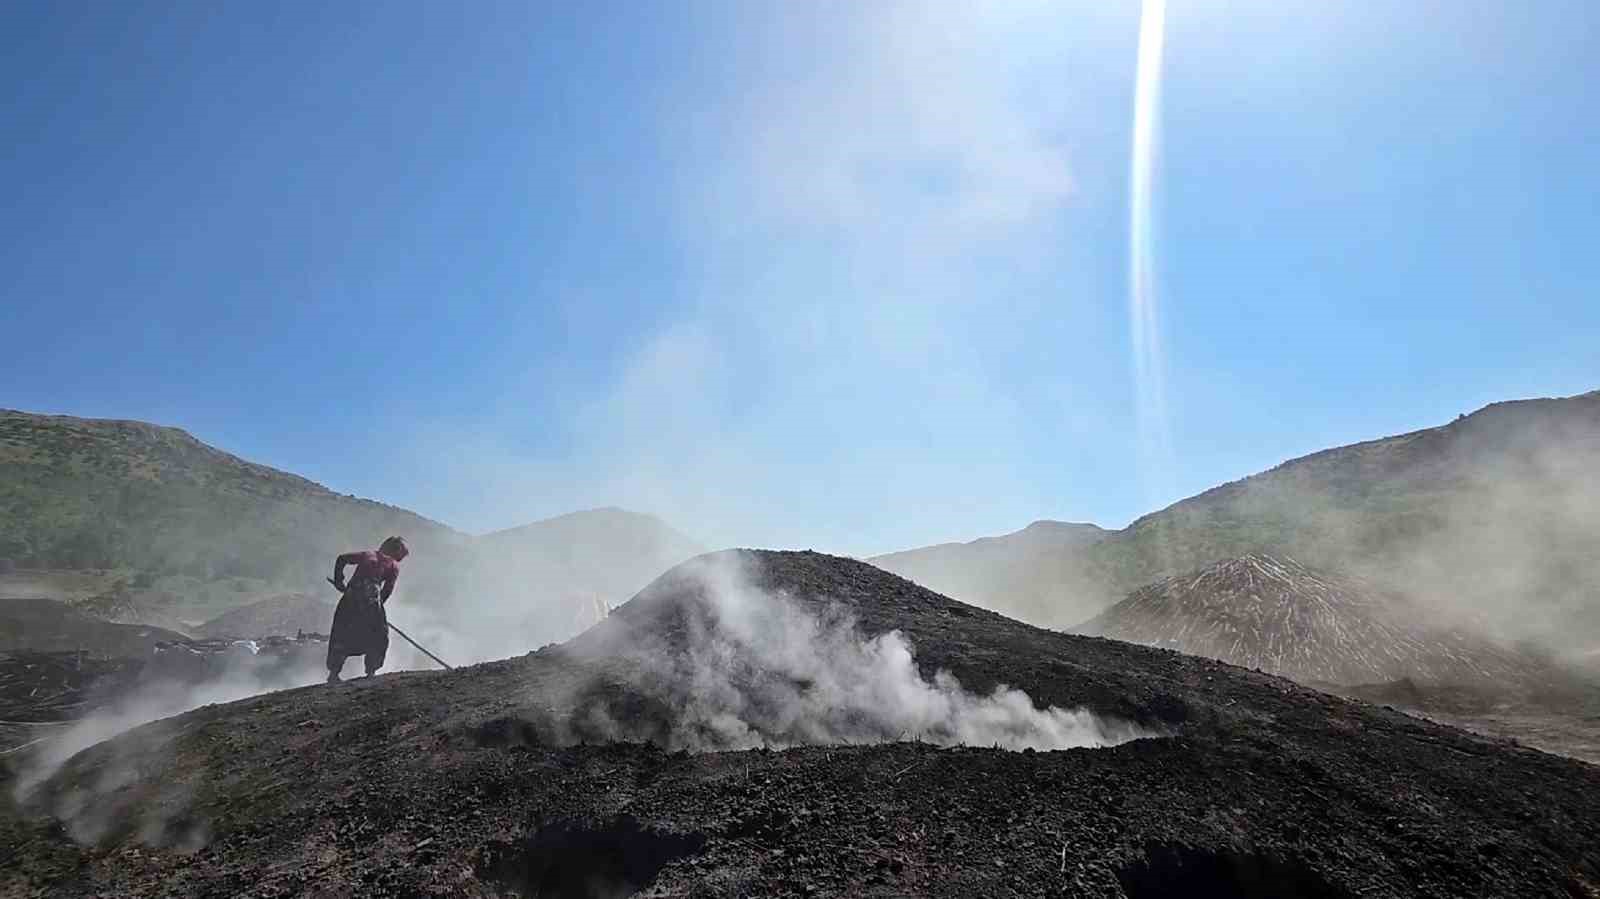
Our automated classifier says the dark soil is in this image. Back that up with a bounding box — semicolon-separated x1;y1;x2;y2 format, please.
4;551;1598;898
0;598;190;657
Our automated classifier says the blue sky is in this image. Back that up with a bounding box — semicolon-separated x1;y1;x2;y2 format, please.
3;1;1597;554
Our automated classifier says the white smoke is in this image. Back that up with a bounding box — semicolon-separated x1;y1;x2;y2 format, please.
578;554;1157;752
11;653;325;843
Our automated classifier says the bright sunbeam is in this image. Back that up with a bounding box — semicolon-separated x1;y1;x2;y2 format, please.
1130;0;1173;509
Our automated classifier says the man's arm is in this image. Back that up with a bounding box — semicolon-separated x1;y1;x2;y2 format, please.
332;552;362;590
379;567;399;603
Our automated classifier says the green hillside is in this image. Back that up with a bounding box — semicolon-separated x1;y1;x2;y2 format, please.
876;390;1600;646
0;410;460;577
0;410;464;625
0;412;703;649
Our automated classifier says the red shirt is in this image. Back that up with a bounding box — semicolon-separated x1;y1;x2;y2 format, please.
335;550;401;601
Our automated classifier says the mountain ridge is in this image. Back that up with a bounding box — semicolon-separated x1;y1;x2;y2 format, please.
873;389;1600;644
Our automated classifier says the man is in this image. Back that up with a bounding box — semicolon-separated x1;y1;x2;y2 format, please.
327;536;408;682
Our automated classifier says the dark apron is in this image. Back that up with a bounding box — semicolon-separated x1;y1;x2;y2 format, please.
328;576;389;667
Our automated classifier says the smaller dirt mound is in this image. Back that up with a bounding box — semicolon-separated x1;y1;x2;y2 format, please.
1077;554;1552;687
478;816;706;898
0;598;189;656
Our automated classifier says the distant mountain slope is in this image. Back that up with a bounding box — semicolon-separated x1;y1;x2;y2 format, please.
474;506;704;605
0;412;703;657
0;409;463;585
1075;554;1552;687
403;507;705;663
868;520;1107;614
192;509;705;657
877;390;1600;645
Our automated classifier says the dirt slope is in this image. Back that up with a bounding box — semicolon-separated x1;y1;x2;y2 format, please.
1074;554;1552;687
5;552;1599;898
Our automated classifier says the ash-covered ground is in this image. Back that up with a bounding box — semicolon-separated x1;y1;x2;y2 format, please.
3;551;1598;898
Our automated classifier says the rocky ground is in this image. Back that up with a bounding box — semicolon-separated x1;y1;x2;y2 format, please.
3;551;1598;898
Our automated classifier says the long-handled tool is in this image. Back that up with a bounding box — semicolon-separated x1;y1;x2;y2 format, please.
327;578;453;670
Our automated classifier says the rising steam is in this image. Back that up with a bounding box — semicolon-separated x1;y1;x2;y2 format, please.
12;656;326;836
572;554;1157;752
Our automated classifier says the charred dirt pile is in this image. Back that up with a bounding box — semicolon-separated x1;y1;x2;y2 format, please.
0;597;190;657
5;551;1599;898
1075;554;1552;688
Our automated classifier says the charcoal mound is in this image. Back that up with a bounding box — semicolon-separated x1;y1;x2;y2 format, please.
1075;554;1551;687
5;550;1599;898
0;597;190;657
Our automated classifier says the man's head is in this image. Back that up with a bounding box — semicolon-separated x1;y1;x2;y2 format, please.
379;536;410;562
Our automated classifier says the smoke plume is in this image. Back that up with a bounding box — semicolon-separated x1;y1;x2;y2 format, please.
570;554;1156;752
11;653;325;843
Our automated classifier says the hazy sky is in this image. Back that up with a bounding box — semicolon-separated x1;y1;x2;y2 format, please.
4;1;1597;554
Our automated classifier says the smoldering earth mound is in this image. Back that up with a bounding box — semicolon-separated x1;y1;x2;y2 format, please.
0;598;190;657
1074;554;1555;687
1071;554;1600;765
3;551;1598;898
